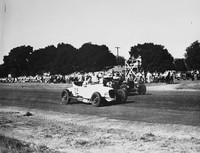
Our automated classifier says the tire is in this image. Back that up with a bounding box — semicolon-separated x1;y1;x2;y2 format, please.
120;84;128;94
61;89;71;104
138;84;146;95
116;89;127;103
91;92;102;107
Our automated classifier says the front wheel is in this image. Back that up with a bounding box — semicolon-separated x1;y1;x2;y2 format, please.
61;89;71;104
137;84;146;95
91;92;102;107
116;89;127;103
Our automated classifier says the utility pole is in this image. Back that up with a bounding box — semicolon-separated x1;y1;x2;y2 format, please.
115;47;120;57
4;4;6;13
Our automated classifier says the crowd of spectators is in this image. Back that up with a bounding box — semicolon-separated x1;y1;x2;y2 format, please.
0;71;119;84
145;70;200;84
0;69;200;84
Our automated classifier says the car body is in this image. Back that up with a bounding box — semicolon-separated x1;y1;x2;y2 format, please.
103;77;146;95
61;81;127;107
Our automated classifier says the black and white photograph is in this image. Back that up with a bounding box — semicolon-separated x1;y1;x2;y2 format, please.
0;0;200;152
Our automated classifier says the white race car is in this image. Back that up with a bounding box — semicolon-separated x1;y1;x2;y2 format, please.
61;81;127;107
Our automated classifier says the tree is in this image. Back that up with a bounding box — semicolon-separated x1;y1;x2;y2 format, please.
77;43;116;72
0;56;9;77
51;43;78;74
116;56;125;66
3;46;33;77
129;43;175;73
0;64;6;77
29;45;57;75
185;40;200;70
174;58;187;71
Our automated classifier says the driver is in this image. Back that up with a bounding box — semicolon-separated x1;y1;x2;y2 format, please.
82;75;91;86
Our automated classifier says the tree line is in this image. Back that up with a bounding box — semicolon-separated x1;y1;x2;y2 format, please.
0;41;200;78
0;43;117;77
129;41;200;73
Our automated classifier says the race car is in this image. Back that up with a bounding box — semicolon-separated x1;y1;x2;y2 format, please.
61;81;127;107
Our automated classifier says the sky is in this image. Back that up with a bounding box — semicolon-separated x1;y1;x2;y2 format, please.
0;0;200;64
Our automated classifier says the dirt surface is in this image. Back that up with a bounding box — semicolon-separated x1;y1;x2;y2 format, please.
0;106;200;153
0;81;200;152
147;80;200;91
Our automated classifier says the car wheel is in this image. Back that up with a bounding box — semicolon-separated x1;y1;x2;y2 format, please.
61;89;71;104
116;89;127;103
120;84;128;94
138;84;146;95
91;92;102;107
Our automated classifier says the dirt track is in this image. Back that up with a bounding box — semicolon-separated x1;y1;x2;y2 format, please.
0;81;200;152
1;106;200;153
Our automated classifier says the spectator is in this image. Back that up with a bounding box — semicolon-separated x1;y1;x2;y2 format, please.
146;71;152;83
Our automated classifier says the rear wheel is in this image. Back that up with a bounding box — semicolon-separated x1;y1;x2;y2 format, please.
61;89;71;104
137;84;146;95
91;92;102;107
120;84;128;94
116;89;127;103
